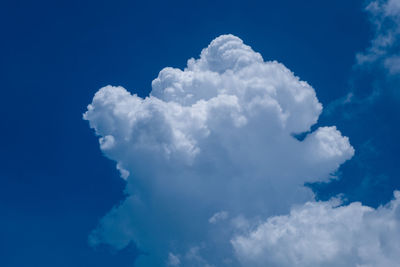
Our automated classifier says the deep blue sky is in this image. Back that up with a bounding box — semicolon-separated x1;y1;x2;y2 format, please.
1;0;399;266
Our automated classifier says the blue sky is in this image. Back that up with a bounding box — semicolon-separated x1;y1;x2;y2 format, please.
1;0;400;266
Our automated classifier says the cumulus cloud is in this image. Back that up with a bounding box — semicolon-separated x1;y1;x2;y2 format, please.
233;191;400;267
357;0;400;74
84;34;354;266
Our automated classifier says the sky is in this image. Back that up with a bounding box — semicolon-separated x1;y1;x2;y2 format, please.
1;0;400;266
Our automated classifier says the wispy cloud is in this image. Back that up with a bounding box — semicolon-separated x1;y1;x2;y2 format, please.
356;0;400;72
326;0;400;116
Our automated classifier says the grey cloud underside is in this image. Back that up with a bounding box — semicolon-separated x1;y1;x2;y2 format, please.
84;34;369;266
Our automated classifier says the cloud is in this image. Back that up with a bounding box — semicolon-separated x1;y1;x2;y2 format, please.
357;0;400;74
167;253;180;266
323;0;400;118
84;34;354;266
209;211;229;224
232;191;400;267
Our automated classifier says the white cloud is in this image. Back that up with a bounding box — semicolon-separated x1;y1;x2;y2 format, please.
209;211;229;224
84;34;354;266
324;0;400;114
167;253;180;266
232;191;400;267
357;0;400;74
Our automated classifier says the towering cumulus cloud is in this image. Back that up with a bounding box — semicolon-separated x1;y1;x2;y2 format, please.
84;35;356;266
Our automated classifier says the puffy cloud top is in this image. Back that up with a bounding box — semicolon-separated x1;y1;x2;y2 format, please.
151;34;322;133
84;34;354;266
